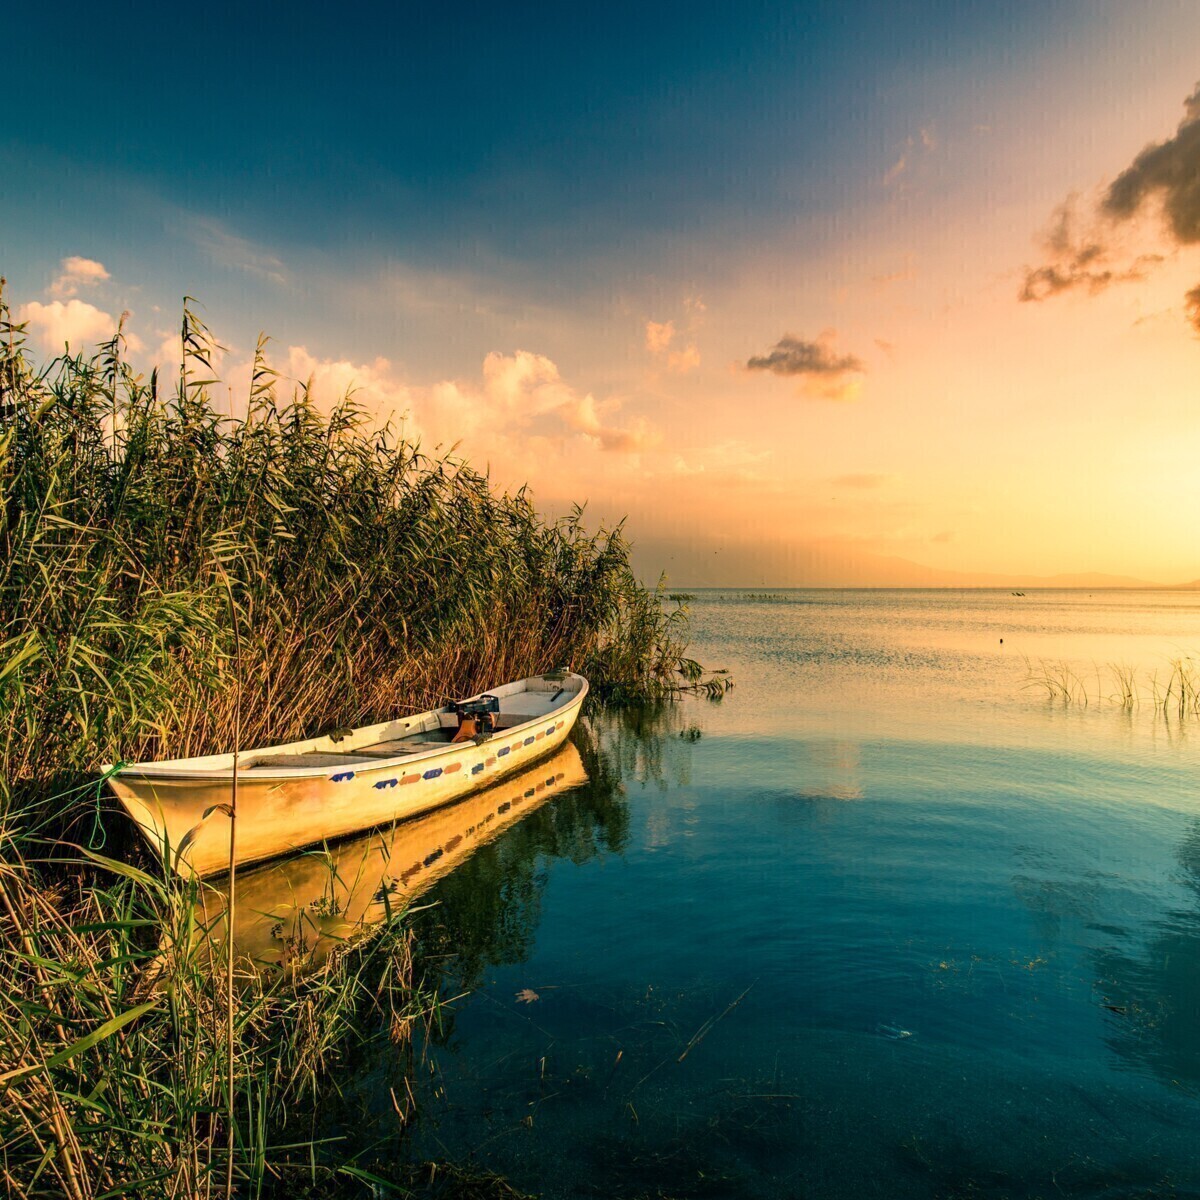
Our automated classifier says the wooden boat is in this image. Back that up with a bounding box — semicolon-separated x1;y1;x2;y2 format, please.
203;740;588;971
106;671;588;878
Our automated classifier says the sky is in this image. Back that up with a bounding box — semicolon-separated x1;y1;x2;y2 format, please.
5;1;1200;585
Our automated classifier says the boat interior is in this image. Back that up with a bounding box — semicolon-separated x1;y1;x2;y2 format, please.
241;679;574;773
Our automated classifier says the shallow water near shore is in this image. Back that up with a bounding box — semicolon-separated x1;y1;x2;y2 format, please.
371;591;1200;1196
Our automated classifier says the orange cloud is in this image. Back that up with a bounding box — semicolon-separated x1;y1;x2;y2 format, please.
645;319;674;353
666;343;701;373
647;296;705;373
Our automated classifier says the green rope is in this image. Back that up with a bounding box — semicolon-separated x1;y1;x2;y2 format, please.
89;761;127;850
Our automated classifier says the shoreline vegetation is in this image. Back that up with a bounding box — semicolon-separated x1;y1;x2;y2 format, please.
0;287;724;1198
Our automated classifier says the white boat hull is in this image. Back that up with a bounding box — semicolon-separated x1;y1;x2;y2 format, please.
106;672;588;877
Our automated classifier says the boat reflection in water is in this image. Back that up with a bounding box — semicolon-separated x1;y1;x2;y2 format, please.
203;741;588;971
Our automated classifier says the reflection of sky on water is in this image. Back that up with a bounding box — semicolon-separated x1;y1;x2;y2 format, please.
331;592;1200;1196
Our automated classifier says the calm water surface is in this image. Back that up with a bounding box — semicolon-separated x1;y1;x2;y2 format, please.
372;591;1200;1197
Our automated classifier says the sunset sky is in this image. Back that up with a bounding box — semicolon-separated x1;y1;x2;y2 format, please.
5;2;1200;585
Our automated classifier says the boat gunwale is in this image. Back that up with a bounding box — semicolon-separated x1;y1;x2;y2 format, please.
105;673;588;783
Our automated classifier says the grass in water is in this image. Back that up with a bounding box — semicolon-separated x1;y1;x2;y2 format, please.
0;285;725;1196
1022;655;1200;717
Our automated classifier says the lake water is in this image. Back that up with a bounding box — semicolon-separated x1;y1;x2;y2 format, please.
356;591;1200;1196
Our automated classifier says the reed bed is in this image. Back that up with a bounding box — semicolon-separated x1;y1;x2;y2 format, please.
1;821;442;1199
0;288;706;815
0;286;715;1197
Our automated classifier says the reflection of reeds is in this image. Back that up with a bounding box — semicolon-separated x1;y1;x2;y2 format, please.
1023;655;1200;717
676;658;733;698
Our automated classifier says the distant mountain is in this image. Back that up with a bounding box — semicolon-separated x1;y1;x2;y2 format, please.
1013;571;1163;589
631;535;1170;589
829;559;1164;590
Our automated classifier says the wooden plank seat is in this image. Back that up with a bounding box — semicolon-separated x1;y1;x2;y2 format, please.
352;739;449;756
245;752;367;770
248;741;449;769
499;695;557;718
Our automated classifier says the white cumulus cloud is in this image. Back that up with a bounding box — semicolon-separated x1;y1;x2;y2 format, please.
286;346;411;420
49;256;111;299
280;345;658;459
18;299;117;354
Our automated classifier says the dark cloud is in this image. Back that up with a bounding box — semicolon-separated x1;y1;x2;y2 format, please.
1020;257;1161;302
746;335;863;377
1019;198;1162;302
1185;283;1200;334
1022;85;1200;319
1102;85;1200;242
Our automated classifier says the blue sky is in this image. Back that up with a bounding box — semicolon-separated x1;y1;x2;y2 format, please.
6;2;1200;582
